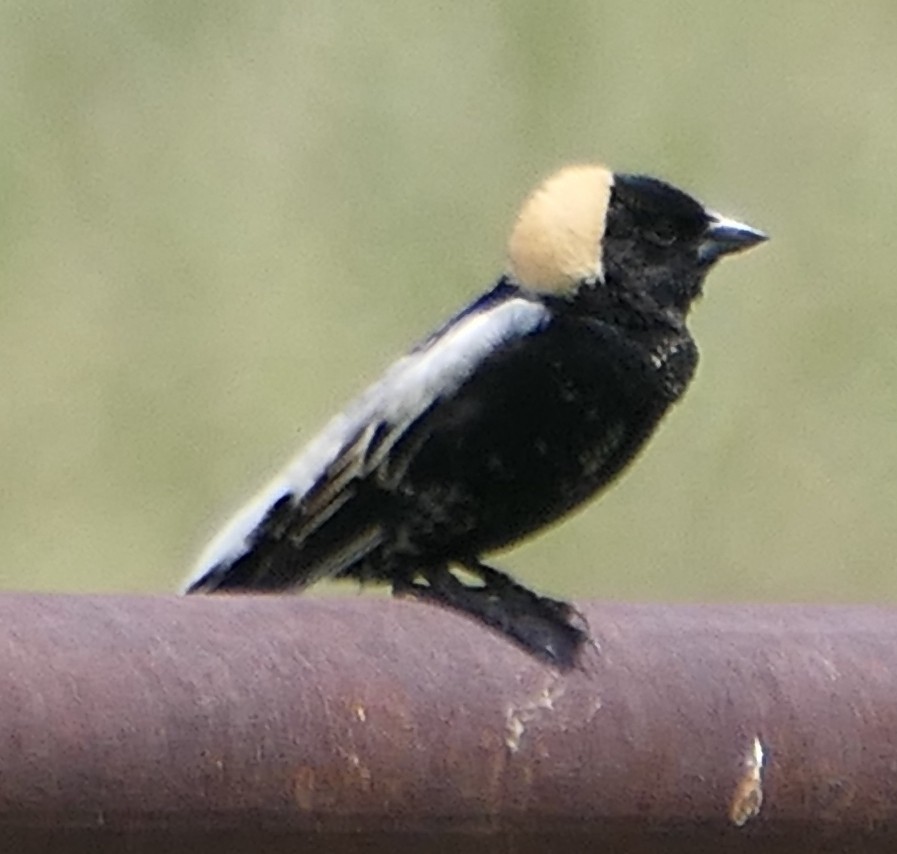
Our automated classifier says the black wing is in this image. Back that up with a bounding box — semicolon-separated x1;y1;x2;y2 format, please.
183;291;549;593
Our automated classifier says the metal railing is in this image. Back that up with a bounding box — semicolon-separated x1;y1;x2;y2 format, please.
2;594;896;853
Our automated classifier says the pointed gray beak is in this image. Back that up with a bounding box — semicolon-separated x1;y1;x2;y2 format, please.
699;211;768;264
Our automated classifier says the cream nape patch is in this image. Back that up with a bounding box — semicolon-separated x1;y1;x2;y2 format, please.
506;164;613;295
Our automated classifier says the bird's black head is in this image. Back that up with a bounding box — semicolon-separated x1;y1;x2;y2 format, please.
603;173;766;313
506;165;766;318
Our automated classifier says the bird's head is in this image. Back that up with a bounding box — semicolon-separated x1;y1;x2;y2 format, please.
507;164;766;316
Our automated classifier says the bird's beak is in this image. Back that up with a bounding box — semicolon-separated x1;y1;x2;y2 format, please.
699;212;768;264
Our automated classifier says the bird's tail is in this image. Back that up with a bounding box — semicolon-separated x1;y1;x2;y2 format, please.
183;487;388;595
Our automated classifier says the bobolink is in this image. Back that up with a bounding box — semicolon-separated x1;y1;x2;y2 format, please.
185;164;766;668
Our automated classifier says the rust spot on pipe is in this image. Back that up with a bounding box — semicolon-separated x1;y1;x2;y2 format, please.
729;735;765;826
293;766;316;812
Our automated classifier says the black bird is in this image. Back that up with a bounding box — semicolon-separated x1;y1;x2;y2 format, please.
185;164;766;668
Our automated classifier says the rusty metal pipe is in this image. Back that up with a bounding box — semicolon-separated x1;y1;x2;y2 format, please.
1;594;896;853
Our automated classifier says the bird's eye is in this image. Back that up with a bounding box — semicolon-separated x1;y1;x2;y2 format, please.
647;221;678;247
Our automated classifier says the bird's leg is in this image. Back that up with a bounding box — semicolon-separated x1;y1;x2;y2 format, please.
393;564;588;670
461;558;578;624
393;565;516;635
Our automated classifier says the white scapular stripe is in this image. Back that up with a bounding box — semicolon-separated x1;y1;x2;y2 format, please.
183;295;549;590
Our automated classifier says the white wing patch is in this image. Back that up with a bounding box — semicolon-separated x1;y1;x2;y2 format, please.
183;295;549;591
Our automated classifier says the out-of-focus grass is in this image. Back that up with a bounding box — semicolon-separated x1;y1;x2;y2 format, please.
1;1;896;603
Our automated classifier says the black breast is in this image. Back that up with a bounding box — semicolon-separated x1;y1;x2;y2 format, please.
388;311;697;559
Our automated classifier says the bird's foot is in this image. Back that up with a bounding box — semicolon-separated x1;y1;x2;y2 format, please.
394;562;590;671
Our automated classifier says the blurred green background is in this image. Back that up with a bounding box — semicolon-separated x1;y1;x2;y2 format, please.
1;1;895;604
